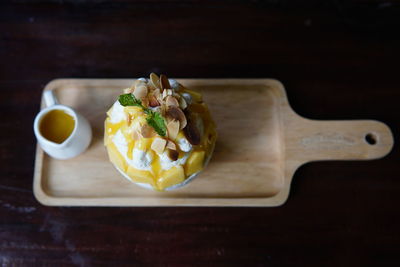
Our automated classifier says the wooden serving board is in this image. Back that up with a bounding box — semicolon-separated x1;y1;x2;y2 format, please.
33;79;394;206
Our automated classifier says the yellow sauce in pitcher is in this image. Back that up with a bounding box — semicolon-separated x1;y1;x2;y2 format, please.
40;109;75;144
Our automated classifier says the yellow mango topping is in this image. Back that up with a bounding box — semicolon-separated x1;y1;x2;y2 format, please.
127;166;155;186
185;151;205;176
156;166;185;190
106;142;127;173
135;138;153;151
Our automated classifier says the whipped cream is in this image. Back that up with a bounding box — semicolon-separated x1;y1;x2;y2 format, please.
178;137;192;152
160;151;189;170
112;130;128;155
169;79;180;90
112;130;152;171
181;93;192;105
131;148;153;170
109;101;125;123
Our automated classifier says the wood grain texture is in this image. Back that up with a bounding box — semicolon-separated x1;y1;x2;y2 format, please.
33;79;393;207
1;0;400;266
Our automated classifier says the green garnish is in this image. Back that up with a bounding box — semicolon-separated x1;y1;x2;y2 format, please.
118;93;142;107
146;111;167;136
118;93;167;136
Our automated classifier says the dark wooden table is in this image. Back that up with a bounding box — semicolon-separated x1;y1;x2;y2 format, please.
1;1;399;266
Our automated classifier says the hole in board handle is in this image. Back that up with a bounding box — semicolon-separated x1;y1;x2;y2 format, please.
365;133;377;145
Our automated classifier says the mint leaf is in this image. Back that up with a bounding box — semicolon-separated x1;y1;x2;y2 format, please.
117;93;166;136
146;111;167;136
118;93;142;107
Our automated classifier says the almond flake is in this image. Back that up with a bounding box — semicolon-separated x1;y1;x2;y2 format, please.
141;124;156;138
183;117;201;145
160;74;171;89
167;119;180;140
153;88;160;97
166;106;187;130
154;89;164;104
132;130;141;140
165;96;179;107
149;95;160;107
134;85;148;100
160;104;167;117
150;73;160;89
123;88;133;94
166;140;177;150
134;79;146;87
151;137;166;155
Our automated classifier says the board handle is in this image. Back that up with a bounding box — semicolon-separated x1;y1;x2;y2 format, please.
290;118;394;163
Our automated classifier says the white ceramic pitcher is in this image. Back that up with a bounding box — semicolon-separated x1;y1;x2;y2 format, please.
33;90;92;159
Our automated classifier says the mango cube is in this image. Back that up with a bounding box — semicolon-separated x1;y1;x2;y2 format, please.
135;138;153;151
157;166;185;190
185;151;205;176
127;167;155;186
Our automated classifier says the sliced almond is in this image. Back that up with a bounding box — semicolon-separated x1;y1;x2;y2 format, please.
166;140;177;150
167;119;180;140
147;83;156;91
162;89;168;100
160;74;171;89
150;73;160;89
133;85;148;100
166;89;173;96
141;124;156;138
154;89;164;104
183;117;201;145
132;130;141;140
165;96;179;107
160;104;167;117
126;115;132;125
131;81;145;93
151;137;166;155
166;106;187;130
134;79;146;87
123;87;133;94
153;88;161;98
149;95;160;107
167;149;179;161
